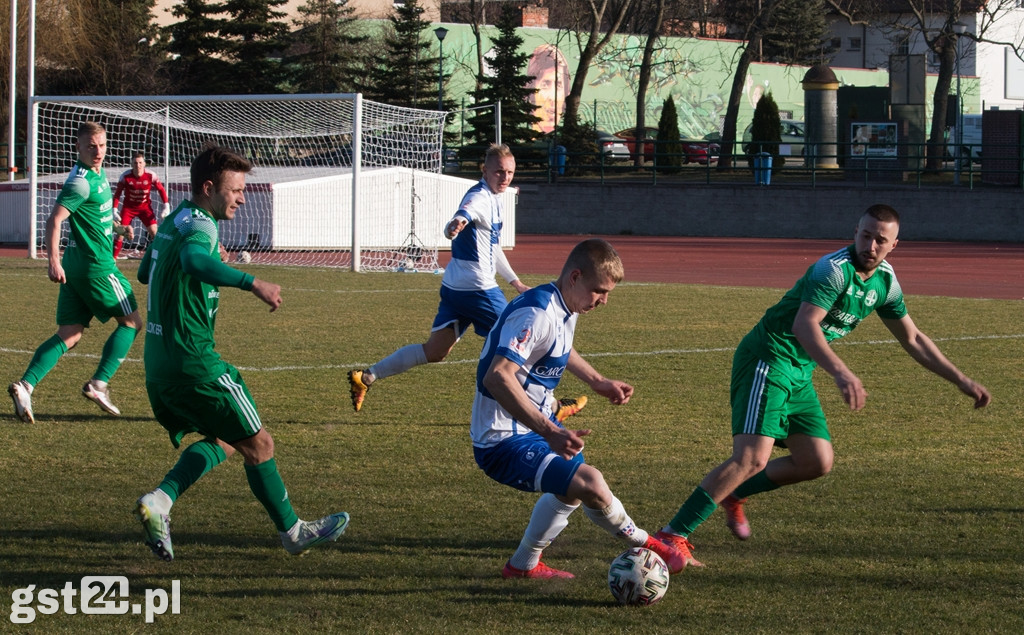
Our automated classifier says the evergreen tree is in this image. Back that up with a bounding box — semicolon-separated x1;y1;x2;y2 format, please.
656;95;683;172
364;0;436;109
748;91;782;160
163;0;232;94
467;6;541;147
760;0;828;64
218;0;292;94
286;0;367;93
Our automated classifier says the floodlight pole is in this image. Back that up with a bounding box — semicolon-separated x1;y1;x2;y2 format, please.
953;22;966;186
434;26;448;112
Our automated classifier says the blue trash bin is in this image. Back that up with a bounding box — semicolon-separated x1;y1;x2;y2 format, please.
549;145;566;175
753;152;773;185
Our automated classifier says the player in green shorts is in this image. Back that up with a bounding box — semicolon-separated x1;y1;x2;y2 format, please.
8;121;142;423
652;204;991;567
132;142;349;561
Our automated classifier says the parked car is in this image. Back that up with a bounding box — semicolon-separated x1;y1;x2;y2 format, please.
614;127;720;164
742;119;806;156
596;130;631;161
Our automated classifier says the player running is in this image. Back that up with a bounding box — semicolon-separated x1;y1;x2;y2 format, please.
133;142;348;561
8;121;142;423
347;143;586;422
655;204;991;567
112;152;169;259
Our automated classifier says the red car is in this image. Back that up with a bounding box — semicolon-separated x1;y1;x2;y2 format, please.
615;127;720;165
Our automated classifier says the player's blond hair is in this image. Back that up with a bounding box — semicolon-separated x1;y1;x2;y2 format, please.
562;238;624;283
76;121;105;140
484;143;514;163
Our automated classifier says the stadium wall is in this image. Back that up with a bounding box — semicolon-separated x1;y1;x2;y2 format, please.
514;183;1023;243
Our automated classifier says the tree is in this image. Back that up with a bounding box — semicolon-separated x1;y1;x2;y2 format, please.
286;0;367;93
560;0;636;129
467;6;541;147
218;0;292;94
28;0;164;96
714;0;827;169
656;94;683;171
748;90;783;164
365;0;437;109
629;0;667;168
163;0;233;94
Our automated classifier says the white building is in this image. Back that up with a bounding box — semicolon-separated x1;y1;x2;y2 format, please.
827;1;1024;113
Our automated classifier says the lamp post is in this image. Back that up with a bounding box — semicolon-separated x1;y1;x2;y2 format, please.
953;22;967;185
434;27;448;112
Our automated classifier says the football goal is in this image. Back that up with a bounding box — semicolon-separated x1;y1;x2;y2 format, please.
29;94;464;272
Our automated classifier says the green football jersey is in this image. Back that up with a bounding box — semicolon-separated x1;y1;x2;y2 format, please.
141;202;230;384
747;245;908;380
56;160;115;278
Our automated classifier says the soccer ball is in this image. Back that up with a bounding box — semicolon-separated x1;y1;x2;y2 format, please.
237;250;252;264
608;547;670;606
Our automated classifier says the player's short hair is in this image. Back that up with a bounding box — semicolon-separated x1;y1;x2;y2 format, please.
190;142;252;192
864;204;900;225
77;121;105;140
133;151;145;160
484;143;514;164
563;238;624;284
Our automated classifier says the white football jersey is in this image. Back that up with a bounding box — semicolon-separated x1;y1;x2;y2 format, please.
442;179;504;292
471;282;577;448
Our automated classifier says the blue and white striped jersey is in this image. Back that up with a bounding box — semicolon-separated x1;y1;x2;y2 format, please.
471;282;577;448
443;179;504;292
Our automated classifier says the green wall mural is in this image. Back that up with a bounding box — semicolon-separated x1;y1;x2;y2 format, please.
424;23;974;141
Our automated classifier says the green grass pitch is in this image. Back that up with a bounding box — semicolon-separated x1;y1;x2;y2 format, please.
0;257;1021;633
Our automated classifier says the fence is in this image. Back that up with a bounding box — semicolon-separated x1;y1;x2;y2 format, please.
443;139;1024;189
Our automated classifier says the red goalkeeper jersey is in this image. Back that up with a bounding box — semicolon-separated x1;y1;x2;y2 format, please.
112;168;168;213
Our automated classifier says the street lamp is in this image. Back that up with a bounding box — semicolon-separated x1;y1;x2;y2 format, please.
953;22;967;185
434;27;448;112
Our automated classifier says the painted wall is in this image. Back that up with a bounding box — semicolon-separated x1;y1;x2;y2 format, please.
437;23;970;141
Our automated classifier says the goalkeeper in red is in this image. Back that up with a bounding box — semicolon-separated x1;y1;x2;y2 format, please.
133;143;349;561
112;152;169;259
655;204;991;567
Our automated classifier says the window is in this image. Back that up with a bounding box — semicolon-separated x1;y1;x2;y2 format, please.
848;37;862;51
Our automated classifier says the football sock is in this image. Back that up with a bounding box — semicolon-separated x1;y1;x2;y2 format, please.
93;325;138;383
368;344;428;381
245;458;299;533
731;469;780;499
158;439;228;502
21;335;68;387
508;493;578;571
582;496;650;547
666;487;717;537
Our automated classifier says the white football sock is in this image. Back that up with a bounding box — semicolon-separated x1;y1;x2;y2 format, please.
367;344;428;381
583;496;649;547
508;493;579;571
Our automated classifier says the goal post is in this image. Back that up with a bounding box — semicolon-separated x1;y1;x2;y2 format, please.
29;94;459;272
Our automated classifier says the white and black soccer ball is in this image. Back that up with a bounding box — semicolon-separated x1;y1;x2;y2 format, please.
237;250;252;264
608;547;670;606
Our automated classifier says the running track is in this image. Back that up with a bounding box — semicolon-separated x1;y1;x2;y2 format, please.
4;236;1022;299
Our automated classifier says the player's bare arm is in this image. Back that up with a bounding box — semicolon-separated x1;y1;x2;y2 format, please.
44;205;70;283
483;356;589;459
251;279;282;313
565;348;634;405
880;315;992;408
792;302;867;411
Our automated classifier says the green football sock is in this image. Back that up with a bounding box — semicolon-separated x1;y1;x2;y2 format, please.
22;335;69;387
668;487;718;537
732;470;781;499
158;439;228;502
93;325;138;383
245;458;299;532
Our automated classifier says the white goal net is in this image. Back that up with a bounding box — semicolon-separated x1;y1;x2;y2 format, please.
30;94;453;272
